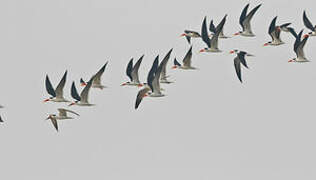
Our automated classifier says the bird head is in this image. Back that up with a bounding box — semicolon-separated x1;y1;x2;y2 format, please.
263;42;271;46
121;82;129;86
233;31;241;36
288;58;296;63
68;101;77;106
46;114;56;120
43;97;53;103
229;49;239;54
199;48;207;53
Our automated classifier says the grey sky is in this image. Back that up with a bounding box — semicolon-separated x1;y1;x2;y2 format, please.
0;0;316;179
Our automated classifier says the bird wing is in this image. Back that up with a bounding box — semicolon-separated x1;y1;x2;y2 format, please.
51;118;58;132
294;30;304;53
45;75;56;97
93;61;108;85
185;36;191;44
288;27;298;38
268;16;277;40
80;78;86;85
183;46;193;67
210;14;226;49
174;58;181;66
80;75;95;103
160;49;173;80
126;58;133;82
303;11;315;31
237;52;249;68
152;58;164;94
239;3;250;30
234;57;242;83
147;56;159;92
131;55;144;84
280;22;291;29
58;108;80;117
297;35;309;58
242;4;261;32
209;19;216;33
135;87;151;109
201;16;211;48
55;70;67;99
71;82;81;101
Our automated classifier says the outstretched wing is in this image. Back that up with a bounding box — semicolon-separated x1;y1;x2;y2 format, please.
131;55;144;83
239;3;250;30
268;16;277;40
126;58;133;81
55;70;67;99
147;56;159;92
182;46;193;67
303;11;315;31
160;49;173;80
71;82;81;101
135;87;151;109
210;14;226;48
237;52;249;68
201;16;211;48
80;75;94;103
209;20;216;33
45;75;56;97
234;57;242;83
242;4;261;32
58;108;80;117
93;61;108;85
174;58;181;66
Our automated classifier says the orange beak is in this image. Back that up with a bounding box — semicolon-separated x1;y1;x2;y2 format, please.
233;32;240;36
172;65;177;69
137;84;143;87
229;50;235;54
68;102;75;106
121;83;126;86
288;59;293;62
80;83;87;86
263;43;269;47
199;49;205;53
43;99;50;103
304;34;309;38
180;33;186;37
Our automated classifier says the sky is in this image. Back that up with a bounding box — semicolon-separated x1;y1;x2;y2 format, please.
0;0;316;179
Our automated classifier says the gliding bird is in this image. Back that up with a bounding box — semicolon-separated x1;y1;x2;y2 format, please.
46;108;80;132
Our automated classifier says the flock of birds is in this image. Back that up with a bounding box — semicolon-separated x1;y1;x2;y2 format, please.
4;3;315;131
